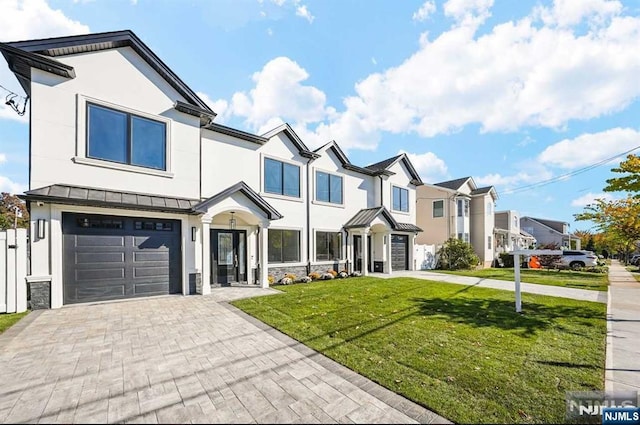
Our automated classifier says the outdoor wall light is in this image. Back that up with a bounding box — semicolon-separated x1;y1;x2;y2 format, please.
229;212;236;230
37;219;46;239
191;226;197;242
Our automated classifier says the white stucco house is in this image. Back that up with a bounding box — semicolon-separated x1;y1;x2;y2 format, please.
0;30;423;308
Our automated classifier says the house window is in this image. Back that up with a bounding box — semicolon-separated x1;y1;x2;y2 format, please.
392;186;409;212
464;200;469;217
514;217;518;229
457;232;462;240
316;171;343;204
268;229;300;263
457;200;462;217
488;235;492;249
457;199;469;217
315;231;342;261
264;158;300;197
433;200;444;218
87;103;166;170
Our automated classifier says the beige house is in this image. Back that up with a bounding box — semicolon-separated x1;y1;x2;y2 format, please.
494;210;536;255
416;177;498;267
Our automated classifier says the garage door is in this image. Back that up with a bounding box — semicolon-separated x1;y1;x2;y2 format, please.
391;234;408;271
62;213;181;304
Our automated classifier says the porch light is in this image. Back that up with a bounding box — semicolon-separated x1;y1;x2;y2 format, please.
191;226;197;242
37;219;46;239
229;212;236;230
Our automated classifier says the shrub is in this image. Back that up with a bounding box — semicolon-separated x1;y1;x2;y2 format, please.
584;266;609;273
437;238;479;270
268;275;275;285
321;272;334;280
284;273;296;280
499;252;514;268
280;277;293;285
297;276;312;283
308;272;321;280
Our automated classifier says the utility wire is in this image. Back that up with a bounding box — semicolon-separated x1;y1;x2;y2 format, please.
501;144;640;195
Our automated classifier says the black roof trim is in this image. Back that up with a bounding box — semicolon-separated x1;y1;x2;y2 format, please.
395;222;423;233
364;153;423;185
0;42;76;95
204;122;269;145
344;206;399;229
192;181;283;220
262;123;320;159
4;30;211;112
22;184;199;214
174;100;216;126
435;176;474;191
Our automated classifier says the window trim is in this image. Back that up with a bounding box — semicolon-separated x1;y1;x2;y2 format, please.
75;95;173;177
314;229;343;262
260;154;302;201
432;199;444;218
313;167;345;207
267;227;303;264
391;185;410;213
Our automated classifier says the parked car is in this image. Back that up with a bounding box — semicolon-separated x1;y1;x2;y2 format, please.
557;250;598;270
629;254;640;265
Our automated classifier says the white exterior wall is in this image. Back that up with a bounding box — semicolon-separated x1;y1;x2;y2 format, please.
29;47;201;198
386;161;417;224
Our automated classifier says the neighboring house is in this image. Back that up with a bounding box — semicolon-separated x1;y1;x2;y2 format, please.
494;210;536;255
0;30;423;309
520;217;581;249
416;177;497;267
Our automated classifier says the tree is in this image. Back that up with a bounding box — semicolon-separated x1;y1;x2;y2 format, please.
536;243;563;269
0;192;29;230
573;229;592;249
604;154;640;197
437;238;479;270
585;235;596;252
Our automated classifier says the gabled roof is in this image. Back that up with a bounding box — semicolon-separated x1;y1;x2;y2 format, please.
313;140;386;176
434;176;474;191
204;122;269;145
471;186;499;200
22;184;199;213
364;153;423;186
261;123;319;159
343;206;423;233
521;217;568;236
192;181;282;220
1;30;212;115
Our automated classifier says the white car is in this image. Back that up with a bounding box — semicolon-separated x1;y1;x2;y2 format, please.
557;250;598;270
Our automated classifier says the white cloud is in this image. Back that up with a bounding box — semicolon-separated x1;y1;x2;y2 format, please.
476;164;553;189
0;175;26;194
196;91;230;123
538;128;640;169
295;4;314;23
398;150;448;182
0;153;6;164
443;0;493;27
571;192;616;207
413;1;436;22
535;0;622;28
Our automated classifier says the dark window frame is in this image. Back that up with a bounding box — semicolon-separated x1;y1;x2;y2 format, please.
315;170;343;204
86;102;167;171
268;229;301;263
263;157;301;198
392;186;409;212
315;231;342;261
433;200;444;218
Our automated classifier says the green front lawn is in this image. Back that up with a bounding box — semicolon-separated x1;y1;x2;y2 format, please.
233;277;606;424
0;311;29;334
434;268;608;291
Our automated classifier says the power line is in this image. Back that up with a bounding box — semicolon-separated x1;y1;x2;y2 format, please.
501;144;640;195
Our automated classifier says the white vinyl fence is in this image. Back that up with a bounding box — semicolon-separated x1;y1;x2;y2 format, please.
1;229;27;313
414;244;438;270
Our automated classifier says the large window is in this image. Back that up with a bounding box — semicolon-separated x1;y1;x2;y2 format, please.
264;158;300;197
433;200;444;218
316;171;343;204
268;229;300;263
87;103;166;170
392;186;409;212
316;231;342;261
457;199;469;217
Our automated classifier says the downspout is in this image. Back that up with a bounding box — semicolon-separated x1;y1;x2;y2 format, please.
306;157;313;276
378;175;383;206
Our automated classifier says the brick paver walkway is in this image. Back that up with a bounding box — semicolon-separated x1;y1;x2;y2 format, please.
0;288;448;424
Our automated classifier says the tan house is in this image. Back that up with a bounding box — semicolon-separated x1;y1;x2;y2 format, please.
416;177;498;267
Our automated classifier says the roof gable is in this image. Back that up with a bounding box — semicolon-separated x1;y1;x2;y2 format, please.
364;153;423;185
1;30;212;116
435;176;474;191
193;181;282;220
261;123;319;159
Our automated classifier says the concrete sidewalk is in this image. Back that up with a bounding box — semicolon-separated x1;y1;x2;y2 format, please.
377;270;607;304
605;261;640;394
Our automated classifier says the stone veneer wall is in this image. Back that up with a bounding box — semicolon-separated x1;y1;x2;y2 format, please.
268;262;348;282
28;281;51;309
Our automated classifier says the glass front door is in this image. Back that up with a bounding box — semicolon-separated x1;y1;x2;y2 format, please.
211;229;247;285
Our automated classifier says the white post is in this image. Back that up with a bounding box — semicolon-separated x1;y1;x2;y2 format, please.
259;224;269;288
0;232;7;313
15;228;27;313
514;253;521;313
201;217;211;295
384;232;393;274
6;229;16;313
362;229;369;276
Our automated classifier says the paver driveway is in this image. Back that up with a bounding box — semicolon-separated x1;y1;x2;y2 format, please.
0;288;447;424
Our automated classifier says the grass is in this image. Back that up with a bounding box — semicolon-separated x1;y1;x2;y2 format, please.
233;277;606;424
0;311;29;334
625;266;640;282
433;268;609;291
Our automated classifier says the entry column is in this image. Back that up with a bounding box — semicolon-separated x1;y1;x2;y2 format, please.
200;217;212;295
362;227;370;277
258;224;269;288
385;231;393;274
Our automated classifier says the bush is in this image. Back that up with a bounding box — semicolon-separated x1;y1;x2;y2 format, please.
583;266;609;273
284;273;296;280
437;238;479;270
308;272;321;280
499;252;514;268
297;276;312;283
268;275;275;285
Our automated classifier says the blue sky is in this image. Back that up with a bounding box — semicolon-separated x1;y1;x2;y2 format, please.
2;0;640;233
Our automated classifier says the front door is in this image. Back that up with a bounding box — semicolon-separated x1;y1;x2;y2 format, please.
353;235;371;272
211;229;247;285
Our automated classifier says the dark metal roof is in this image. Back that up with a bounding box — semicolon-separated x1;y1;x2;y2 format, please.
344;206;398;229
0;42;76;94
470;186;493;195
204;122;269;145
434;176;473;191
364;154;403;173
193;181;283;220
364;153;423;185
261;124;320;159
22;184;199;213
3;30;212;112
174;100;216;126
394;222;423;232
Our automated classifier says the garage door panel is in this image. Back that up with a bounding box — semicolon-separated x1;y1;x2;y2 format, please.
76;235;125;247
391;234;408;271
62;213;181;304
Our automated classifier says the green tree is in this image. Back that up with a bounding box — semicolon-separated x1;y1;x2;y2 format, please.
437;238;479;270
604;154;640;197
0;192;29;230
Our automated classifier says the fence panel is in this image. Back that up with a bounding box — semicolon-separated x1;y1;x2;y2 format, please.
1;229;28;313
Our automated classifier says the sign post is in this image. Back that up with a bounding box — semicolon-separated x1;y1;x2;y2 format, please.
509;249;563;313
